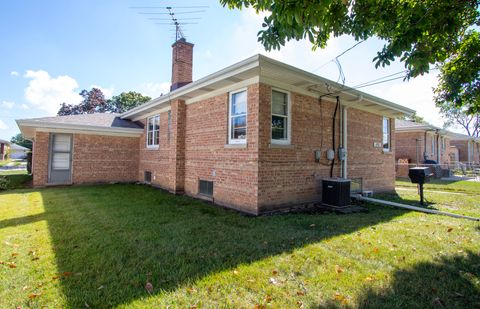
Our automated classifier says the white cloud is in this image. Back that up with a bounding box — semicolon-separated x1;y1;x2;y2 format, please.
0;120;8;130
90;85;114;99
10;71;19;77
1;101;15;109
24;70;82;115
20;104;30;110
136;82;170;99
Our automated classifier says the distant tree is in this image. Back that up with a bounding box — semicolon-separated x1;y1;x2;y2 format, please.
434;31;480;113
10;133;32;149
404;112;426;124
439;103;480;137
57;88;108;116
106;92;151;113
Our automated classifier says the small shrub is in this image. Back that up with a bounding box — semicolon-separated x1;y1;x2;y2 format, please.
0;176;10;190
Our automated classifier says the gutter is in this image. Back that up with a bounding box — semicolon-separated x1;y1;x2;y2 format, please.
16;120;144;136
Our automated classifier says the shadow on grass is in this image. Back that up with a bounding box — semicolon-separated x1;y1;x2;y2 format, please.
351;251;480;308
1;184;404;308
375;191;435;208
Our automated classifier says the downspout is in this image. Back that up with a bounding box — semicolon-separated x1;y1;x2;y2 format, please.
330;97;340;178
342;106;348;179
423;131;428;161
468;140;471;163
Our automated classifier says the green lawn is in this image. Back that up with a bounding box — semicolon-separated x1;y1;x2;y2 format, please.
0;178;479;308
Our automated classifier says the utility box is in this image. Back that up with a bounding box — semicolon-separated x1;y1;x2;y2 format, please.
322;178;351;207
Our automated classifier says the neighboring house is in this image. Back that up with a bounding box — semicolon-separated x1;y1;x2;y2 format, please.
449;133;480;164
9;143;30;159
395;119;452;165
17;38;413;215
0;138;9;161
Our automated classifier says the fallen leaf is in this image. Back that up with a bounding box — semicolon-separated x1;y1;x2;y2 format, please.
190;306;197;309
186;287;197;294
52;276;60;280
233;269;239;275
268;277;278;285
447;228;453;232
63;272;73;277
97;285;104;290
21;286;29;291
373;247;379;253
365;276;375;282
335;265;343;274
309;224;315;227
254;305;265;309
0;261;4;265
28;293;41;299
11;252;19;257
296;291;305;296
272;270;278;275
333;292;348;304
31;257;39;261
296;300;303;307
145;282;153;294
7;262;16;268
264;295;272;303
432;297;445;307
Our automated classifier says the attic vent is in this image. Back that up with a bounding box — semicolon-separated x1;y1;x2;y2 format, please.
144;171;152;183
199;180;213;197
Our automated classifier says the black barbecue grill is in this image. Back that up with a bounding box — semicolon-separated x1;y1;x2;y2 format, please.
408;167;433;205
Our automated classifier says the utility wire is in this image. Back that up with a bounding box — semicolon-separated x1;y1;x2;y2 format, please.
312;40;365;73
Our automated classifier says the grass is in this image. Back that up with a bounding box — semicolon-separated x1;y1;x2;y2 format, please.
0;170;31;190
0;181;479;308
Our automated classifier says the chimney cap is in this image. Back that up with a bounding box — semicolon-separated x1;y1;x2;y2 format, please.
172;38;194;47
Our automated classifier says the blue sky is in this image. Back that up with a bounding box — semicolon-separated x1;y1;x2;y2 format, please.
0;0;447;140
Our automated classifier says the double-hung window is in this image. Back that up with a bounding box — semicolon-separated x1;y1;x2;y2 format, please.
147;115;160;147
228;90;247;144
271;89;290;144
382;117;390;152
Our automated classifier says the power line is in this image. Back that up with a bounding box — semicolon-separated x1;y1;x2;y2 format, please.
312;40;365;73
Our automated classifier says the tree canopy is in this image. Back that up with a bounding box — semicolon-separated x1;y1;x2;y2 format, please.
57;89;151;116
107;92;151;113
434;31;480;113
220;0;479;79
10;133;32;149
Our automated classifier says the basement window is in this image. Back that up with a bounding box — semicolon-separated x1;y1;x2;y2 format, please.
199;180;213;197
144;171;152;183
382;117;390;152
228;89;247;144
147;115;160;147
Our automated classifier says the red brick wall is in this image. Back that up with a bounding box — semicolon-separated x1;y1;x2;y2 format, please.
72;134;139;184
32;132;139;186
138;112;175;190
256;84;395;212
182;84;260;214
32;132;49;187
395;132;424;164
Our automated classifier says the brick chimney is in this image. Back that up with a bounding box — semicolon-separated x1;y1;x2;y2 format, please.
171;38;194;91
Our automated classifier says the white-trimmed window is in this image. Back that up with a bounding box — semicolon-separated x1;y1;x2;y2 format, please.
382;117;390;151
271;89;291;144
228;89;247;144
431;135;436;155
147;115;160;147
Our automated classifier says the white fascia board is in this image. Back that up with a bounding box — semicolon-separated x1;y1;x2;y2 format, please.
121;55;261;119
258;55;415;116
16;120;144;137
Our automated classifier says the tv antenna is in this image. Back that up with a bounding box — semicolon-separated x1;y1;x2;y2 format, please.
130;5;208;41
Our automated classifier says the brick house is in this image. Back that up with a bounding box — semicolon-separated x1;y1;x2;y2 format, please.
395;119;452;165
17;39;414;215
449;133;480;164
0;138;9;161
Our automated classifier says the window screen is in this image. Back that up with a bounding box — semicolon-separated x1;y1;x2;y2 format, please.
199;180;213;197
